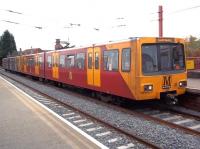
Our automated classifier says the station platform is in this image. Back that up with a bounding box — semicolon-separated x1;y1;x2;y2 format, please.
188;78;200;89
0;76;100;149
187;78;200;94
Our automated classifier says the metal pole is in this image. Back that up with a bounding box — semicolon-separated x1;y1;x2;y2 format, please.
158;5;163;37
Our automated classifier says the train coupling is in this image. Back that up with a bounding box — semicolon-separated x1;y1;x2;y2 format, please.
161;93;178;105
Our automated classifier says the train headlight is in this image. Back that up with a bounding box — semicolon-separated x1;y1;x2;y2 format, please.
179;81;187;88
144;84;153;92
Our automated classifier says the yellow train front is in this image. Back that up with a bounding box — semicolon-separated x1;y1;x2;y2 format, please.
133;37;187;104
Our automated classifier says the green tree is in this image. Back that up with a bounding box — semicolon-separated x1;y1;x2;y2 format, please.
0;30;17;59
185;35;200;57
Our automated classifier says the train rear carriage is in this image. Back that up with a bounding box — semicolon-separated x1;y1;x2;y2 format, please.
2;58;9;70
8;57;17;71
45;37;187;103
22;53;45;78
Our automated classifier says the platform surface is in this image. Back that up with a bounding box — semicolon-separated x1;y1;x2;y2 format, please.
0;76;100;149
188;78;200;89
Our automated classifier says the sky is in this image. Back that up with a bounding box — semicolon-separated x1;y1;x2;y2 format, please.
0;0;200;50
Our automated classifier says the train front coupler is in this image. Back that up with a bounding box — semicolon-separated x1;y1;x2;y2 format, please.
162;93;178;105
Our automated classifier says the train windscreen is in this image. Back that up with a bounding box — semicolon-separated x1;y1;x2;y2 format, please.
142;43;185;75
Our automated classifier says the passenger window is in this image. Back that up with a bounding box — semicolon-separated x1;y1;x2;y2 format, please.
66;55;75;68
95;52;99;69
88;53;92;69
47;56;52;67
39;56;42;67
122;48;131;71
59;55;65;68
76;53;85;69
104;50;118;71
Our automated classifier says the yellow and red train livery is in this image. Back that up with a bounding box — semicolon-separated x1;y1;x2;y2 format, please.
3;37;187;104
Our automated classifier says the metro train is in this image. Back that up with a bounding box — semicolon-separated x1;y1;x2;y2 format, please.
2;37;187;104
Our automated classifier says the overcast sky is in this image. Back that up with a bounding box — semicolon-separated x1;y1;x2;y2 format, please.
0;0;200;50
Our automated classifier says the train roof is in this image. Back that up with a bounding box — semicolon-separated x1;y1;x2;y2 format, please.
46;37;184;53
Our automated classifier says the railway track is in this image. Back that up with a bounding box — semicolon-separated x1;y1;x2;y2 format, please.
134;106;200;136
1;69;200;148
179;91;200;112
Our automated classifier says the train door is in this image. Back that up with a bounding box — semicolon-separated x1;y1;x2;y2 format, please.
87;47;101;87
52;52;59;79
24;56;27;73
35;54;39;75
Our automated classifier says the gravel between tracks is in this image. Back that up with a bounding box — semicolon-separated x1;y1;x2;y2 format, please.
1;70;200;149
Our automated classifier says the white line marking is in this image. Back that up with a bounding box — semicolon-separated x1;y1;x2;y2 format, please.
86;127;102;132
73;119;87;123
162;115;182;121
66;115;81;120
62;112;75;116
189;124;200;130
117;143;135;149
96;131;111;137
108;137;121;143
42;101;53;104
0;76;109;149
79;122;93;127
174;119;193;125
36;96;48;100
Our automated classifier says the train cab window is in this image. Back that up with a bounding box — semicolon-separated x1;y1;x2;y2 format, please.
66;55;75;68
142;45;158;73
88;53;92;69
122;48;131;71
76;53;85;69
103;50;118;71
59;55;65;68
95;52;99;69
47;56;52;67
172;45;185;70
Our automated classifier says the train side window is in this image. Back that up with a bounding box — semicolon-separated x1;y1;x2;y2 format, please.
31;58;35;66
95;52;99;69
88;53;92;69
103;50;118;71
122;48;131;72
59;55;65;68
39;56;42;67
66;55;75;68
76;53;85;69
47;56;52;67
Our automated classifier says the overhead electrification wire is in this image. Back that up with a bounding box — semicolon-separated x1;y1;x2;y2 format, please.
170;5;200;14
1;19;42;29
150;4;200;22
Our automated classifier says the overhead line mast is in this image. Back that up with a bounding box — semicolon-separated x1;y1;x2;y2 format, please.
158;5;163;38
